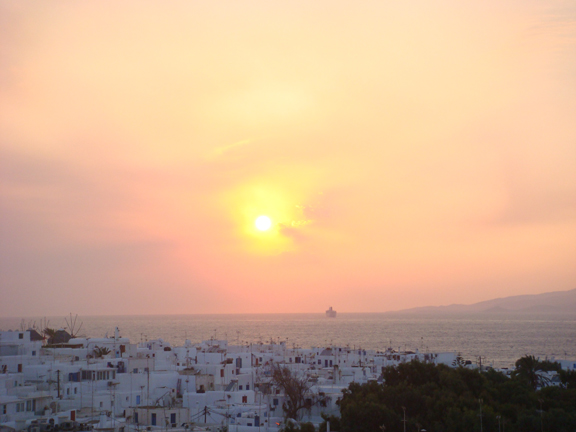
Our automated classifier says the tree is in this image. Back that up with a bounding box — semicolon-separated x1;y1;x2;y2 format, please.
337;359;576;432
43;328;57;344
93;346;111;358
512;355;551;390
271;364;315;420
452;353;466;367
319;414;341;432
559;369;576;389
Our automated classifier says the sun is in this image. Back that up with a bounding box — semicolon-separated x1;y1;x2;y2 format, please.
255;215;272;231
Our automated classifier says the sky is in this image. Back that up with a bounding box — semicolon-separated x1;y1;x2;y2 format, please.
1;0;575;317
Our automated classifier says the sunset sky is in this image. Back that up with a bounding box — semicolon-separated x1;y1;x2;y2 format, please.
1;0;575;317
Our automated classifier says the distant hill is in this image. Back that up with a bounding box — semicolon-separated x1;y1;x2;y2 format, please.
391;288;576;315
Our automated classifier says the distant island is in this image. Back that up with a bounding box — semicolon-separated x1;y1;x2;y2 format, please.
389;287;576;315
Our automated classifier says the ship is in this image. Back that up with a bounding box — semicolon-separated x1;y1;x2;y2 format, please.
326;306;337;318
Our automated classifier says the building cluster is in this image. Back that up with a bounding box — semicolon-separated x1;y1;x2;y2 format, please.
0;328;462;432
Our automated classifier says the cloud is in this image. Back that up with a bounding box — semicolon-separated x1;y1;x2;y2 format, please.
207;139;253;159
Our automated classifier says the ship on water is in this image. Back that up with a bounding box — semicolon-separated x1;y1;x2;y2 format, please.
326;306;337;317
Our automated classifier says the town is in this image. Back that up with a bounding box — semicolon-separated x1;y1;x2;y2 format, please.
5;326;576;432
0;327;465;432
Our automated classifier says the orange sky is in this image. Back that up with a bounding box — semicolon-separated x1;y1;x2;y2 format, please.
1;0;575;316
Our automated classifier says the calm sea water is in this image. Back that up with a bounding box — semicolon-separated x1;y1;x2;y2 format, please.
2;313;575;368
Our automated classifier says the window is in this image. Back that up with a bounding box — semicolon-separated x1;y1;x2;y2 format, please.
2;405;6;414
242;396;248;403
74;388;77;394
220;370;224;378
32;351;36;356
246;385;249;390
136;395;141;405
134;413;139;423
239;385;243;390
273;398;278;406
19;333;24;339
151;413;157;426
170;413;176;425
18;364;22;373
99;402;103;408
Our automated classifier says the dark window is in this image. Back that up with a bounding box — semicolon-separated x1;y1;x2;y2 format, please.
151;413;157;426
19;333;24;339
170;413;176;425
134;413;138;423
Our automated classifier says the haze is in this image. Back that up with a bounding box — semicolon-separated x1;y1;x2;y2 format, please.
1;0;575;316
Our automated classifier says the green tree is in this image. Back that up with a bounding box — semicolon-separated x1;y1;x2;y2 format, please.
92;346;111;358
43;327;57;344
337;359;576;432
512;355;551;390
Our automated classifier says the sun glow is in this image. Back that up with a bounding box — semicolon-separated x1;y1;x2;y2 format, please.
255;215;272;231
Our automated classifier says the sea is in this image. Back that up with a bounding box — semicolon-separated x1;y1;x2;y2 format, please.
1;313;575;369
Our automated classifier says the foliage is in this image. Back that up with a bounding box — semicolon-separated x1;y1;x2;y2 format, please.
319;414;341;432
271;364;315;420
43;327;57;344
337;358;576;432
92;346;111;358
280;422;316;432
451;353;466;368
512;355;558;390
559;369;576;389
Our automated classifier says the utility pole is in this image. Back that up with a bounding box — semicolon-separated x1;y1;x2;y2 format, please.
402;406;406;432
538;399;544;432
479;399;483;432
56;370;61;399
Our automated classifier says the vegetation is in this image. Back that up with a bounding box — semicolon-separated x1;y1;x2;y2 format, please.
43;327;57;344
92;346;111;358
271;365;316;420
329;356;576;432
